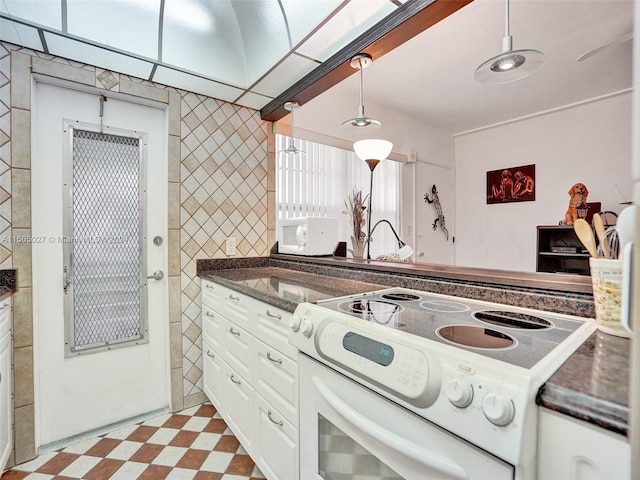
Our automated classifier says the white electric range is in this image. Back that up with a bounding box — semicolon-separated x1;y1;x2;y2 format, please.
289;287;596;480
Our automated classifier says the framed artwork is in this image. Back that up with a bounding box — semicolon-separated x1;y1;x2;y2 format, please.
486;164;535;204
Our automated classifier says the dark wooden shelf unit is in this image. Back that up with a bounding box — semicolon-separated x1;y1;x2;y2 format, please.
536;225;590;276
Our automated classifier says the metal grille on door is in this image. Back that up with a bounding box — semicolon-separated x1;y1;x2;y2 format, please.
64;127;148;354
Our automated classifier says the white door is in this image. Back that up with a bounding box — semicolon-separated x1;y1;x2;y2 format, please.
33;82;169;448
414;162;454;264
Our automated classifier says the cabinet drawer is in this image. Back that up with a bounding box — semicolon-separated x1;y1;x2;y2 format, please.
255;305;297;360
220;317;253;381
0;300;10;340
202;306;224;352
202;340;224;414
222;362;255;456
201;280;220;310
217;285;254;332
254;339;298;426
255;393;298;480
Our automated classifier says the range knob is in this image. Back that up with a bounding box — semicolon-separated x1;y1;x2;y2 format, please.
300;319;314;338
289;316;301;333
482;393;515;426
445;378;473;408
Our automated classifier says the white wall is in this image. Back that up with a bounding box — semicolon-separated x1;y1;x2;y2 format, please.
454;92;633;272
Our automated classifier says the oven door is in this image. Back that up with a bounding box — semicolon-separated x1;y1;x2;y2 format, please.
299;354;514;480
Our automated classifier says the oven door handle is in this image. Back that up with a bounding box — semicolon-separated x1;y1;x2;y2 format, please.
314;378;468;480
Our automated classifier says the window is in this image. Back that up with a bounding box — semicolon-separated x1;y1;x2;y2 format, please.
276;134;400;259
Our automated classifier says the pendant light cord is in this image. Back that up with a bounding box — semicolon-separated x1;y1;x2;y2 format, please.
504;0;510;37
358;59;365;117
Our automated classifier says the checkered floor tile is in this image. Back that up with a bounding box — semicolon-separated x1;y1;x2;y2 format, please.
2;404;265;480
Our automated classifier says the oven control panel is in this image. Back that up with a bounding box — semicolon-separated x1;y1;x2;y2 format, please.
290;306;442;408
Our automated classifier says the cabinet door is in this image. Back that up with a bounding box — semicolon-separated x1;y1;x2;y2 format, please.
253;338;298;426
202;339;224;414
0;331;11;472
255;305;297;360
222;362;255;456
255;393;298;480
202;305;224;353
538;409;630;480
221;317;253;381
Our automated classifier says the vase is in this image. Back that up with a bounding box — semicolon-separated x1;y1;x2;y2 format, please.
351;237;366;259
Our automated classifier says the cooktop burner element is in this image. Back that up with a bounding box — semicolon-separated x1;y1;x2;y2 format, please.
420;299;470;313
338;299;403;324
473;311;553;330
437;325;517;350
380;292;421;301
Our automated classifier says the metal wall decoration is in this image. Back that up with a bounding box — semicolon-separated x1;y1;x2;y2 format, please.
487;164;535;204
424;184;449;241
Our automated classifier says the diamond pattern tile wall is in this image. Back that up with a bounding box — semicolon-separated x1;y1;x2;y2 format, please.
0;43;12;268
179;92;269;401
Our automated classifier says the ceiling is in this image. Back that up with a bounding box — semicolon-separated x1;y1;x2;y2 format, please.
0;0;411;110
0;0;633;136
301;0;634;135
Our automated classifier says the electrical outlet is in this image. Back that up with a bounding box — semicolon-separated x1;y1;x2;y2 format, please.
225;237;237;256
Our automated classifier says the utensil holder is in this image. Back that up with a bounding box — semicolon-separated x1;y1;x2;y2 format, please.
589;258;629;338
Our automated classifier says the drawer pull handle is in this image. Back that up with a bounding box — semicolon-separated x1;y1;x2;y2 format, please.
205;284;214;290
229;327;240;336
267;410;283;427
229;294;240;301
0;303;9;310
205;311;214;318
267;351;282;364
266;310;281;320
206;350;215;359
230;374;241;385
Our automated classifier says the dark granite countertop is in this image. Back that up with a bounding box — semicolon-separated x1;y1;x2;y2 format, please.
199;266;384;313
196;256;628;437
0;269;17;299
537;331;630;436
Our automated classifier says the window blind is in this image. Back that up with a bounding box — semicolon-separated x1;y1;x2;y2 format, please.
276;134;400;258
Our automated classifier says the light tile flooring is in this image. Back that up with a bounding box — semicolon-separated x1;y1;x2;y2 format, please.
1;404;265;480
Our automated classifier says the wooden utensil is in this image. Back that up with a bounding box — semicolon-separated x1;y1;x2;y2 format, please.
592;213;607;258
573;219;598;257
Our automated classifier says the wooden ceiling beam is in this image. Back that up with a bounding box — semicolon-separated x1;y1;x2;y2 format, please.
260;0;473;122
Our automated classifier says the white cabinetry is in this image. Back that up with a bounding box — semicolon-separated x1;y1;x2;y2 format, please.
537;409;630;480
201;279;298;480
0;299;12;473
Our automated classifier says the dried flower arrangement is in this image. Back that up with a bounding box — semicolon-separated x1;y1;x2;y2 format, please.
345;188;368;258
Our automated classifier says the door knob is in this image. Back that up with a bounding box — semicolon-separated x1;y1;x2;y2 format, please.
146;270;164;281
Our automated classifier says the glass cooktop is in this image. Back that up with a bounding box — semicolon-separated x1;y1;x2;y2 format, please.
314;288;588;369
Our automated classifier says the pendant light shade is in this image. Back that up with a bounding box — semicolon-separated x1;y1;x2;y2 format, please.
475;0;544;84
342;53;381;131
278;101;305;158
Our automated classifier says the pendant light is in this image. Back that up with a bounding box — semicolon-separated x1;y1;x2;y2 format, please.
474;0;544;84
278;101;305;157
342;53;381;131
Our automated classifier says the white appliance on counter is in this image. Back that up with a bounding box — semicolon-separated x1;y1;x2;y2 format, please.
278;216;338;256
289;287;596;480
